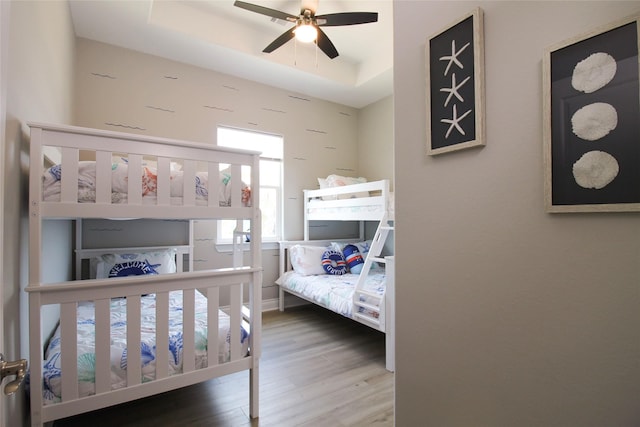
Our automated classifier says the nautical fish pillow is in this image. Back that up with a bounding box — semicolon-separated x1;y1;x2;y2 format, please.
95;249;177;279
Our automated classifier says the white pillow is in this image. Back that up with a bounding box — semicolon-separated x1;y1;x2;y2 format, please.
94;249;177;279
318;174;368;199
317;177;337;201
289;245;329;276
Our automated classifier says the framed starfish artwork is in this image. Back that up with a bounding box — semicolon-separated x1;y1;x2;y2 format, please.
426;8;484;156
543;13;640;213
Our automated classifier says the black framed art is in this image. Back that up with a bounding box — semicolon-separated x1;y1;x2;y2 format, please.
426;8;485;156
543;13;640;213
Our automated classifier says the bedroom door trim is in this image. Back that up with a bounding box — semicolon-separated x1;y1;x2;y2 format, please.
0;0;8;422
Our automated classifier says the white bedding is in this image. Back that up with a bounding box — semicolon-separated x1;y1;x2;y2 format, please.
276;270;385;319
42;161;251;206
41;290;249;405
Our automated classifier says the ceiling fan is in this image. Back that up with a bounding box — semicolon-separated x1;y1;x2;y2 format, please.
233;0;378;59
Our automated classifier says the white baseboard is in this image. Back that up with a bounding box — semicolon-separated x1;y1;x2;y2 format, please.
261;298;279;312
261;296;310;312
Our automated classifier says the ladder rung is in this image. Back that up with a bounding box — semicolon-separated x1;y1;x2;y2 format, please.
380;226;394;231
371;256;386;263
353;300;380;312
353;312;381;326
355;289;382;300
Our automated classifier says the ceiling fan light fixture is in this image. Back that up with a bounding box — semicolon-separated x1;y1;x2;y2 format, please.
294;24;317;43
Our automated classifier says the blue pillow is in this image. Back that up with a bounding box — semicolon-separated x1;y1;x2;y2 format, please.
95;249;177;279
321;250;347;275
106;259;160;278
343;244;364;274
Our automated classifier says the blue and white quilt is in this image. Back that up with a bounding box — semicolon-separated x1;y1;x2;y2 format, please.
276;270;386;319
42;290;249;405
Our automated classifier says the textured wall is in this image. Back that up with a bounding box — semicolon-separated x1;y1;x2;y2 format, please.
394;2;640;426
73;38;393;303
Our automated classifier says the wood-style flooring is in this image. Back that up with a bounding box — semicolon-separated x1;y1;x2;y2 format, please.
53;305;394;427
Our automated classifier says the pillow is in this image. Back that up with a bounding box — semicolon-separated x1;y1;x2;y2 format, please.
95;249;177;279
332;240;380;270
342;244;364;274
321;250;347;275
318;174;368;200
289;245;329;276
317;177;337;201
325;174;367;188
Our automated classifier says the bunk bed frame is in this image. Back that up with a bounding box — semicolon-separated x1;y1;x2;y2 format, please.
278;179;395;372
26;123;262;426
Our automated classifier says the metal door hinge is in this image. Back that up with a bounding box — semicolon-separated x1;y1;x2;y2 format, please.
0;353;27;395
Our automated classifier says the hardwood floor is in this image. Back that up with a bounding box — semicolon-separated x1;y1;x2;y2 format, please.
53;305;394;427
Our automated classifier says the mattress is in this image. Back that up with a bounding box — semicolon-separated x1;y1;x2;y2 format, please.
41;290;249;405
276;270;385;318
42;161;251;206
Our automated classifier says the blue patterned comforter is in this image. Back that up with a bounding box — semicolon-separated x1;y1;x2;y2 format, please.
42;290;249;405
276;270;386;318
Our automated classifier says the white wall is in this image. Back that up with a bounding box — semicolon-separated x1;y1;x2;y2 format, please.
73;38;393;302
4;1;75;425
394;2;640;426
74;39;362;237
359;95;394;188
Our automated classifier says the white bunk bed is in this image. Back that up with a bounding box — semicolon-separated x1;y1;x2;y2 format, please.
277;179;395;372
26;123;262;426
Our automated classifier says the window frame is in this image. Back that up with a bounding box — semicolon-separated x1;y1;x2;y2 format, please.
215;127;283;246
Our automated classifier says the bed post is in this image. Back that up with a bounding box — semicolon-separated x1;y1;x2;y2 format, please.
249;153;261;419
384;255;395;372
303;189;310;240
278;243;286;311
249;269;261;418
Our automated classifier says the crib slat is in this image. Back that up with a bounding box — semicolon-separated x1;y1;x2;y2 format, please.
126;295;142;386
182;289;196;373
157;157;171;206
229;283;241;361
60;302;79;401
182;160;196;206
95;151;112;204
94;299;111;394
208;162;220;207
230;164;241;207
127;154;143;205
155;291;169;380
207;287;220;367
60;148;79;203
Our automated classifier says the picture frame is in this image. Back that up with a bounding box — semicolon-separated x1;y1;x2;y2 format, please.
543;14;640;213
426;8;485;156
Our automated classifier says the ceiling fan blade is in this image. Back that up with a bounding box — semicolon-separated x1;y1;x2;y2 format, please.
263;27;296;53
316;12;378;26
233;1;297;22
316;27;339;59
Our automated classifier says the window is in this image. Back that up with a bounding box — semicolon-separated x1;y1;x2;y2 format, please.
217;126;283;243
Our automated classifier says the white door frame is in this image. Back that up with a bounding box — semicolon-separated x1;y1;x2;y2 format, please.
0;0;10;423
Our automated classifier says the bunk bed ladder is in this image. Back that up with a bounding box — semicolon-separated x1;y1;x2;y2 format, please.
352;215;394;330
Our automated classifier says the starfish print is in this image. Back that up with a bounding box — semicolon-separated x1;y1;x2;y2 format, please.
440;73;471;107
439;39;470;76
441;104;472;139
